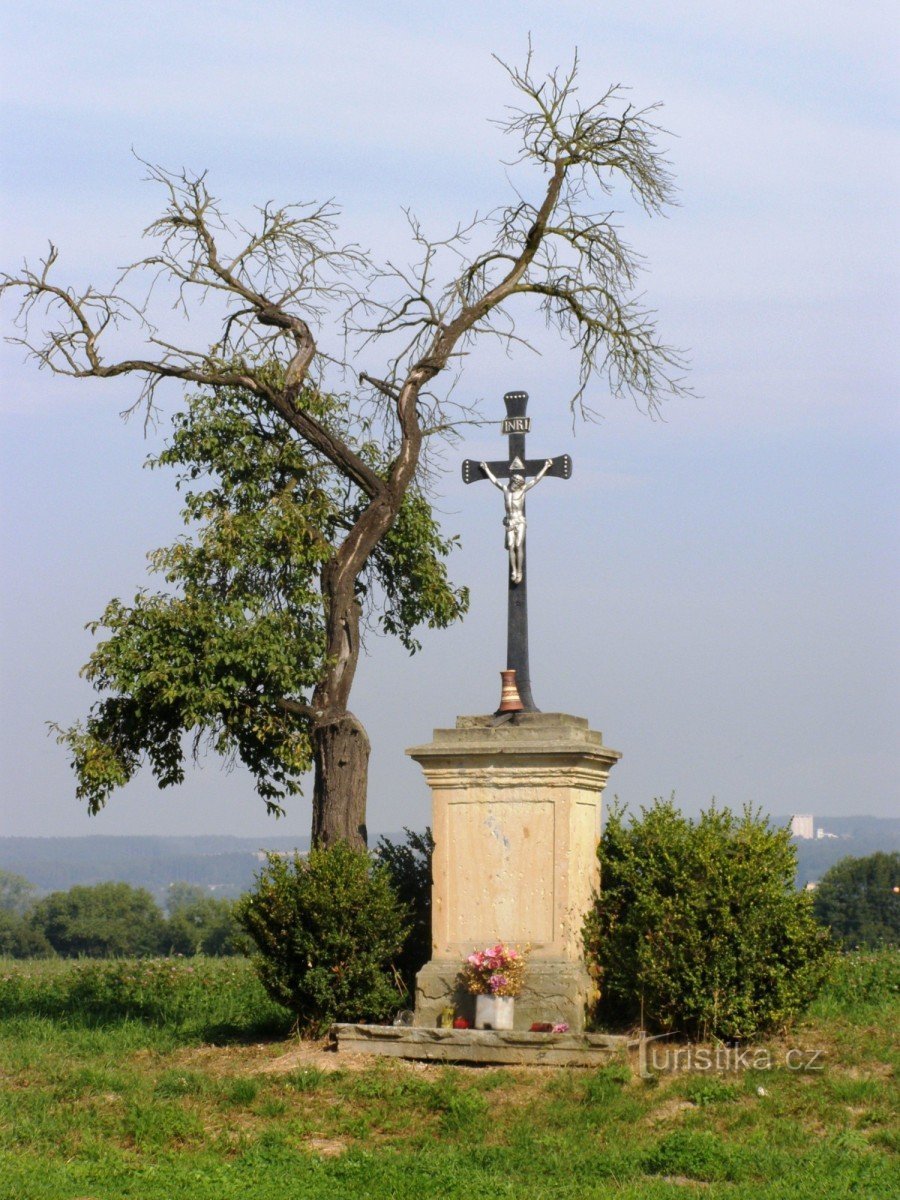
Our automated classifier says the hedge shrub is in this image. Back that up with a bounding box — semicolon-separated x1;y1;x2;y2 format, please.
583;799;831;1039
235;841;409;1030
373;827;433;999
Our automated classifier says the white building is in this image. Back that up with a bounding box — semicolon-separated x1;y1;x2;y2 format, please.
790;814;815;839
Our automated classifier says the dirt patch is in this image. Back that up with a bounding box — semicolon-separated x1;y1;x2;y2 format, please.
165;1042;284;1078
258;1041;363;1075
167;1038;453;1078
644;1097;696;1124
844;1062;895;1080
303;1136;347;1157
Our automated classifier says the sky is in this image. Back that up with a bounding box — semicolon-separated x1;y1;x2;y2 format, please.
1;1;897;841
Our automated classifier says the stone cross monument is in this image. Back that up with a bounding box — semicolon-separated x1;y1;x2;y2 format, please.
407;390;621;1033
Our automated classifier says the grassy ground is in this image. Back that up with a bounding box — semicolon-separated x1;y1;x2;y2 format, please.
0;953;897;1199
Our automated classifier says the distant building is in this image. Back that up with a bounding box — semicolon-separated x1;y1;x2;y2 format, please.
816;828;839;840
804;881;819;891
790;814;814;840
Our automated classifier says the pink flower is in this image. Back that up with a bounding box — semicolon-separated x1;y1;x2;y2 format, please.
552;1022;569;1033
488;974;508;993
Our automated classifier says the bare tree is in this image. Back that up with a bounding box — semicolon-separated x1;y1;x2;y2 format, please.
2;50;686;848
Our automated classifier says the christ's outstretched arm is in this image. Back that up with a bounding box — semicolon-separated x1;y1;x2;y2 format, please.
479;461;505;490
523;459;554;492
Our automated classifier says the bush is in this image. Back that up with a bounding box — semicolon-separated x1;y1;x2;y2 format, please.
0;910;54;958
29;881;167;958
373;827;433;998
235;842;409;1030
813;852;900;948
162;883;245;956
583;799;832;1040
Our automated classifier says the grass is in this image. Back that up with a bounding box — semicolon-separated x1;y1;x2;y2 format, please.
0;952;897;1198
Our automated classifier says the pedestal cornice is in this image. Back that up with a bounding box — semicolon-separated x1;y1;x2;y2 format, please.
406;711;621;771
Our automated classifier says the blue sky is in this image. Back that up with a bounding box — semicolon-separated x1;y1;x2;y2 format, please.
1;1;897;839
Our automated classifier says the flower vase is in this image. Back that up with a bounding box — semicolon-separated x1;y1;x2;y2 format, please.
474;994;515;1030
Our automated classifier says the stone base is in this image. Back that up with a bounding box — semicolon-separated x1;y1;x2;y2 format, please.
415;958;595;1033
332;1024;631;1067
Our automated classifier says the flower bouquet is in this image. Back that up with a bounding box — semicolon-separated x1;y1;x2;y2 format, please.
460;943;527;1030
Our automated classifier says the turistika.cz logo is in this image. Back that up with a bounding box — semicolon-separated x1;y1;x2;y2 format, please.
637;1035;826;1079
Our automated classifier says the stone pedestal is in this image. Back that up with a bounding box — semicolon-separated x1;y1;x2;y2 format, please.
406;712;620;1032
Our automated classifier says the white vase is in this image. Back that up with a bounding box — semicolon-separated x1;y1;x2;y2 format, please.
474;994;515;1030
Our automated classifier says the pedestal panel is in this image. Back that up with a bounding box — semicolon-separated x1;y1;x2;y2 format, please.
446;797;555;945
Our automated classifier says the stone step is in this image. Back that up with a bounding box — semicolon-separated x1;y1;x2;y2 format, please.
331;1024;633;1067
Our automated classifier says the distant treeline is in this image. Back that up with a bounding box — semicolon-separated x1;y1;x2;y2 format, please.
0;818;897;903
0;834;312;902
0;876;245;959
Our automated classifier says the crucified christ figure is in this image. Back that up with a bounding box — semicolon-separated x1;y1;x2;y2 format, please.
479;459;553;584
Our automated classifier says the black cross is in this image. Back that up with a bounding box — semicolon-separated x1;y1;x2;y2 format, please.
462;390;572;712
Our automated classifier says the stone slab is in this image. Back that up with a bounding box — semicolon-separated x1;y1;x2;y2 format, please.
332;1024;633;1067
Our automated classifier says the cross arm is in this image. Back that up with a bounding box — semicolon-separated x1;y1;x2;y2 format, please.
461;454;572;484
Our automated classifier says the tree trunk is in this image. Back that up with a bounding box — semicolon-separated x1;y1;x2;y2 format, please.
310;571;372;850
309;406;424;849
311;712;370;849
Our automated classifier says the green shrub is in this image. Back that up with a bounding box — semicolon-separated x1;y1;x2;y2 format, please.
583;799;832;1040
29;881;166;957
373;827;433;998
813;852;900;948
235;842;409;1030
162;883;245;956
0;910;54;958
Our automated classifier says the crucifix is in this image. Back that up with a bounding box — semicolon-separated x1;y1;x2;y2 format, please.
462;390;572;712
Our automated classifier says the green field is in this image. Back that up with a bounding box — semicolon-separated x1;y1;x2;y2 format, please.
0;953;897;1199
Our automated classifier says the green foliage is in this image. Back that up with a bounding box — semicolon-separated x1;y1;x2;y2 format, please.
680;1076;739;1107
373;827;433;998
584;798;832;1040
644;1130;737;1183
54;381;467;815
813;852;900;948
0;909;53;958
809;948;900;1019
235;842;409;1029
162;884;245;956
0;867;38;914
425;1076;489;1135
0;956;290;1036
29;882;167;958
0;870;50;958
